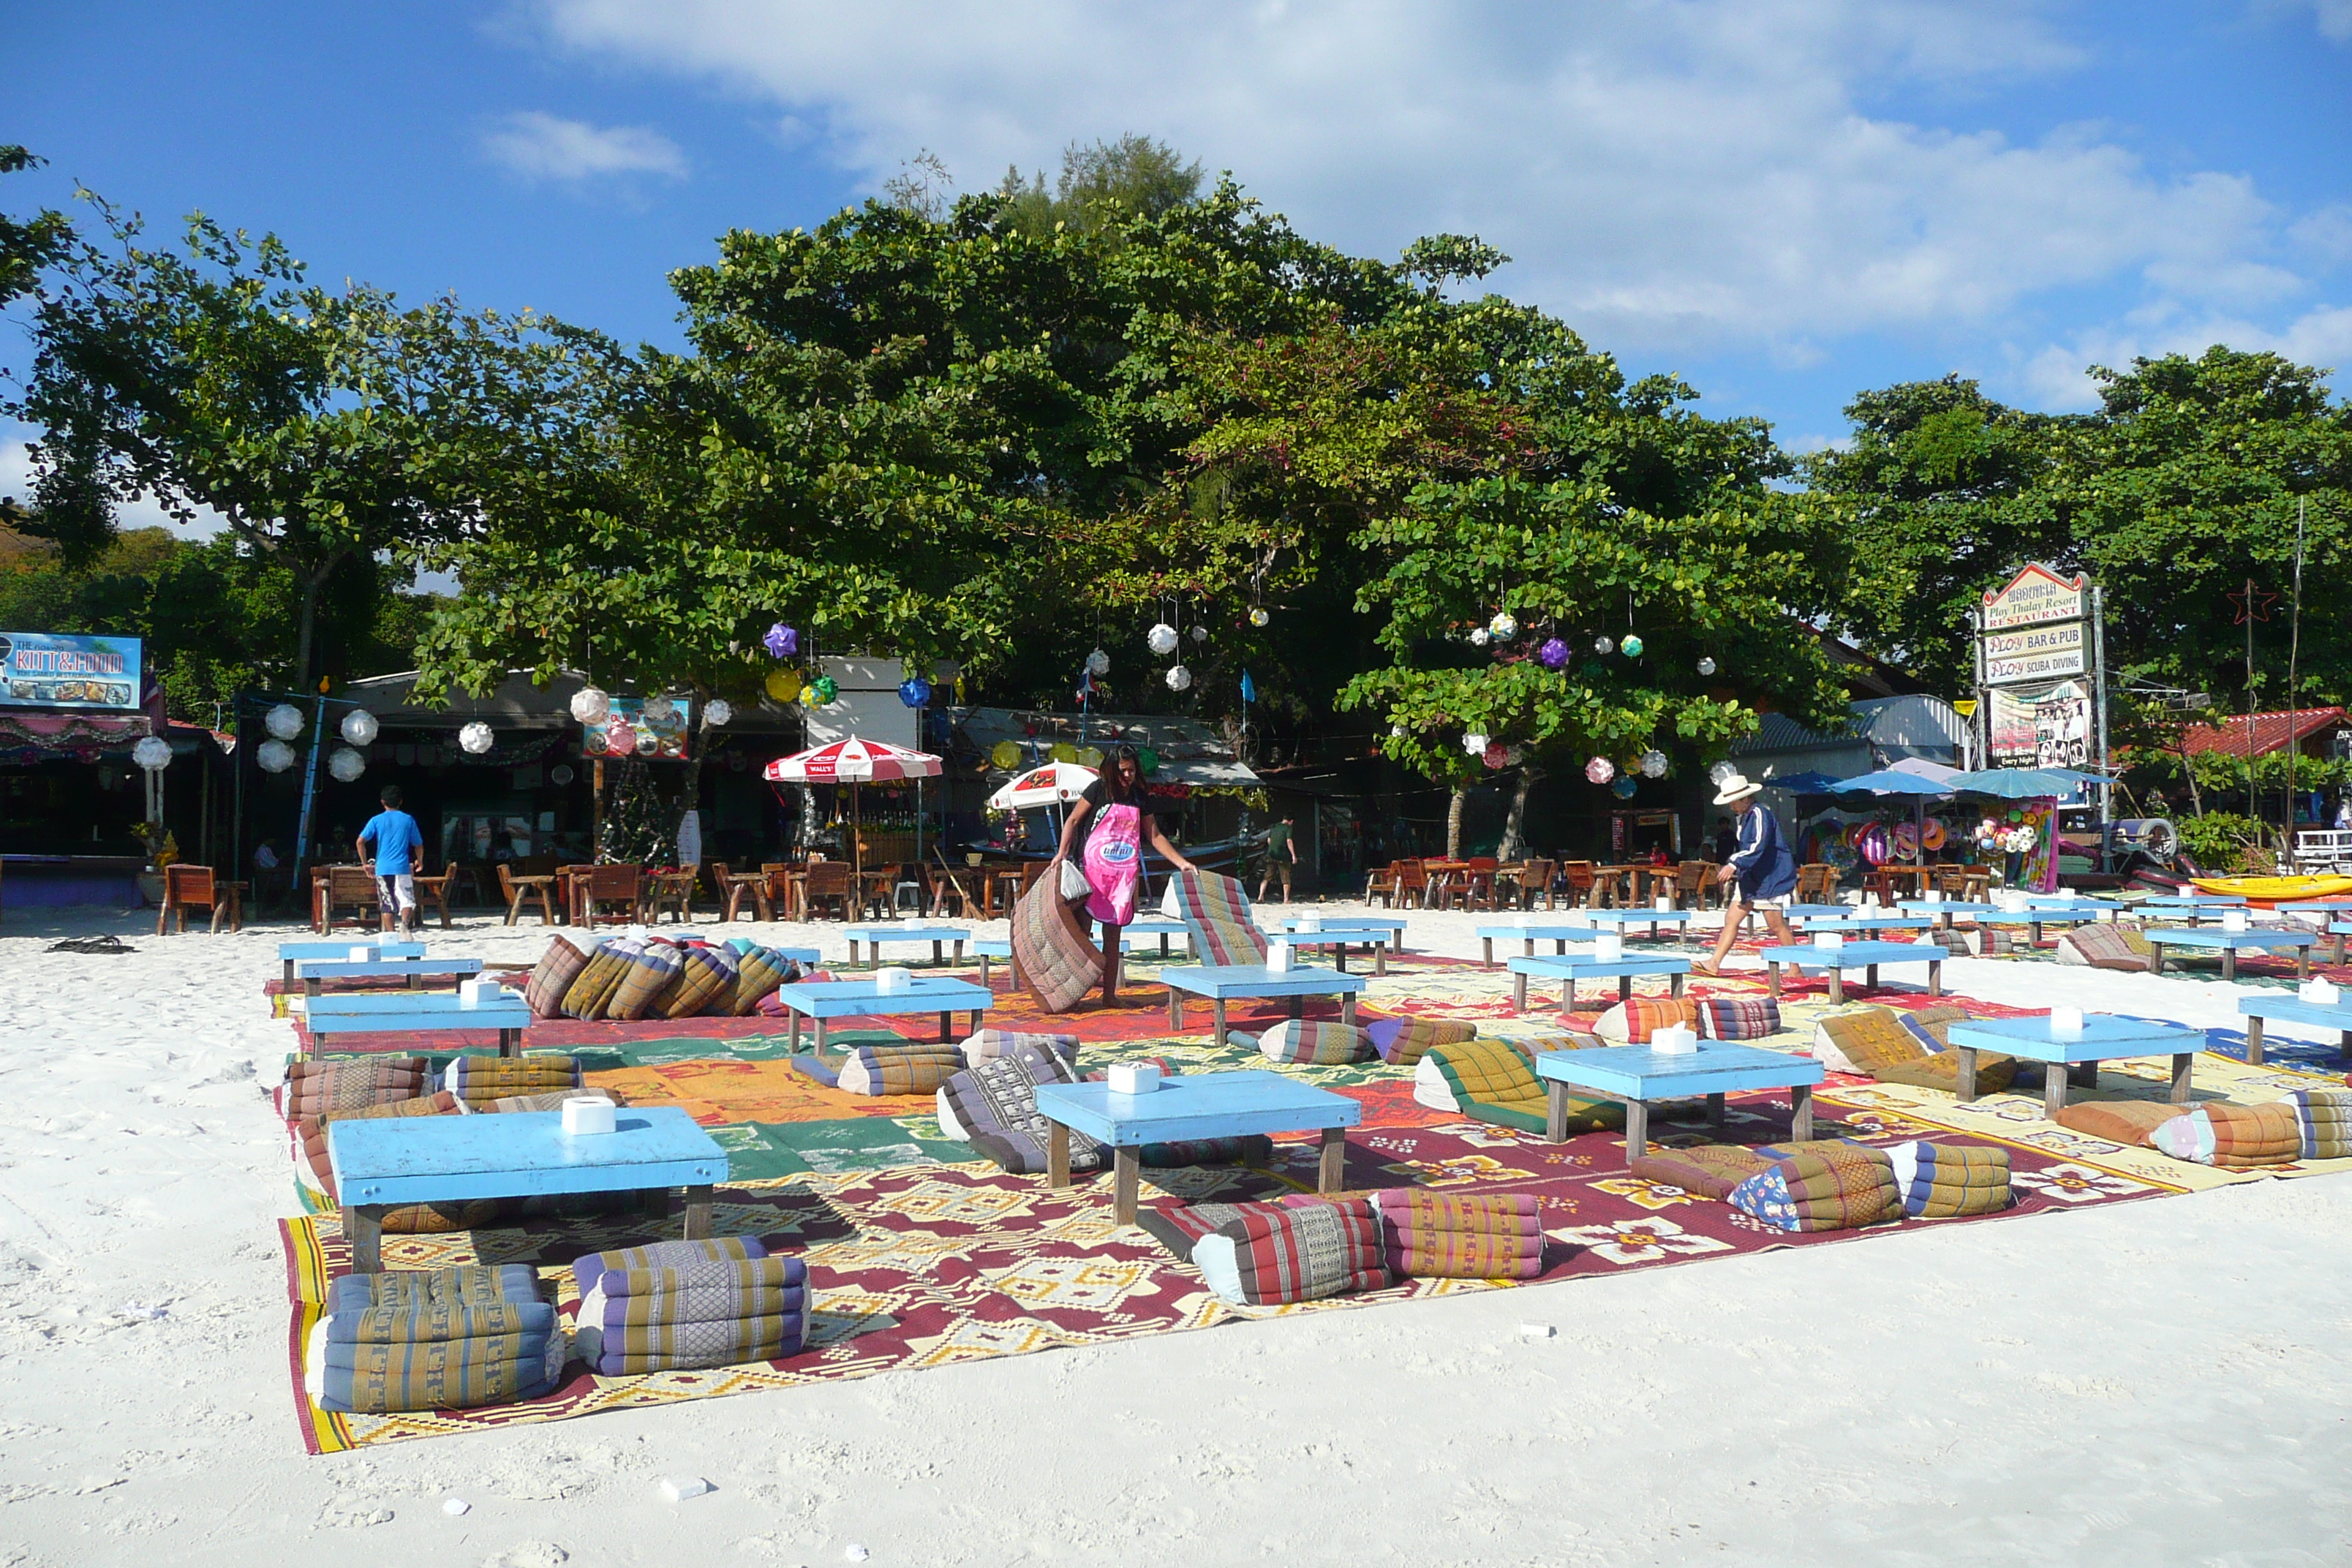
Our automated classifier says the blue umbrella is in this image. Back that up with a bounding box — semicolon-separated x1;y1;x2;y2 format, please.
1947;768;2081;800
1771;769;1847;795
1828;769;1955;796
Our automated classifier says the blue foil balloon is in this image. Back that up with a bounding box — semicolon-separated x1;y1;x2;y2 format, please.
898;676;932;708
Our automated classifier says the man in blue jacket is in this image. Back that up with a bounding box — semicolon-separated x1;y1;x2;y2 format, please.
1693;770;1796;976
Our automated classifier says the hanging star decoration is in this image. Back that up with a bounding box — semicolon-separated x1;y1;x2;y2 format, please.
2228;583;2280;625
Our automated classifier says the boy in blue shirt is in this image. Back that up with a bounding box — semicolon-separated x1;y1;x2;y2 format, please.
357;785;425;935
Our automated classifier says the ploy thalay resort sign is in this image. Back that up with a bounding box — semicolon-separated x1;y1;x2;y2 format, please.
1979;564;2089;684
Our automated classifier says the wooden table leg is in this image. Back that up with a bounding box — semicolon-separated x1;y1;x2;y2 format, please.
2245;1014;2265;1066
1767;962;1782;999
1564;979;1578;1011
1955;1046;1979;1102
1826;970;1844;1004
1287;995;1303;1020
1167;989;1183;1028
1928;960;1943;998
1341;992;1357;1027
934;941;944;967
1866;964;1880;990
499;1028;520;1059
2171;1052;2195;1104
938;1011;952;1043
1618;975;1633;1001
1048;1120;1071;1188
1335;947;1349;973
1112;1147;1141;1225
2043;1061;2068;1118
2297;946;2311;980
1545;1080;1569;1142
1212;998;1228;1049
2150;943;2166;975
1789;1084;1814;1143
814;1018;828;1056
343;1205;384;1273
1513;973;1529;1010
980;953;993;987
2335;930;2347;966
2223;948;2237;981
1482;938;1493;968
1623;1099;1649;1163
787;1010;801;1052
1373;941;1387;976
1706;1092;1725;1129
1317;1126;1346;1191
681;1184;714;1240
1670;971;1685;998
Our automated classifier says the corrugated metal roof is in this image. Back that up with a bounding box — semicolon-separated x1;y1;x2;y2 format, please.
2182;706;2348;758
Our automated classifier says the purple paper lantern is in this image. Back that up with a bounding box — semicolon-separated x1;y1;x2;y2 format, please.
1538;637;1569;671
763;622;799;658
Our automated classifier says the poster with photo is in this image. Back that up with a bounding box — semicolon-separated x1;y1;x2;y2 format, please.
580;697;692;760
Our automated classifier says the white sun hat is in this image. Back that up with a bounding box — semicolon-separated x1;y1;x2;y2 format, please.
1712;769;1766;805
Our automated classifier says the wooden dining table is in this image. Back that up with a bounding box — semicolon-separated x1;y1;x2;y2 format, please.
1596;864;1675;908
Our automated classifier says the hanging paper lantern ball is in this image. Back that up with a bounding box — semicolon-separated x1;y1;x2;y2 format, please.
813;676;839;704
1586;755;1616;785
1539;637;1569;670
1463;730;1490;756
1505;745;1525;766
459;721;495;755
704;699;734;728
1137;747;1160;774
256;738;297;774
265;703;304;741
1621;633;1645;658
1077;745;1103;766
551;764;576;785
796;685;818;709
898;676;932;708
1697;656;1718;677
1165;664;1193;692
569;686;611;725
1191;624;1209;644
1708;760;1736;785
1085;648;1111;677
1489;611;1518;640
764;668;801;703
1389;723;1406;738
1482;741;1510;770
1050;742;1079;764
1640;749;1668;779
1469;627;1491;647
1147;622;1180;656
327;746;366;784
1612;774;1638;799
989;740;1022;769
339;709;379;747
641;694;676;725
132;736;173;772
763;623;799;658
1249;608;1270;627
1858;824;1891;867
1593;636;1615;656
1893;822;1921;861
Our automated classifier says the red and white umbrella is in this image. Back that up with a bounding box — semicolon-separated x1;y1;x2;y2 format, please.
987;761;1098;810
764;737;943;784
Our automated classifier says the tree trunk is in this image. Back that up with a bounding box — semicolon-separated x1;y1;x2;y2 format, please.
1446;783;1468;860
1499;766;1543;861
2176;739;2203;818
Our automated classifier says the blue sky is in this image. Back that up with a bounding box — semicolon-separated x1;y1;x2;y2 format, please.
7;0;2351;509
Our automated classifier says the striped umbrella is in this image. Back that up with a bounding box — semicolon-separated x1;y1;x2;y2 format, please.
987;762;1098;811
765;739;943;883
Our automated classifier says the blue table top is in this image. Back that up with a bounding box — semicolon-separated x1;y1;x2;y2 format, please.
1781;905;1855;918
972;938;1011;956
295;957;483;980
1157;965;1368;998
1284;917;1406;935
279;941;424;961
1534;1041;1823;1098
2274;900;2352;913
766;976;993;1019
846;925;970;943
2144;926;2315;949
2141;894;2248;905
1896;901;2000;914
1507;954;1691;979
1762;941;1950;968
303;999;529;1033
1980;908;2103;924
1575;908;1695;924
1033;1071;1359;1145
1124;919;1192;935
329;1106;726;1205
1946;1013;2204;1064
1477;924;1603;941
2239;993;2352;1025
1796;915;1940;931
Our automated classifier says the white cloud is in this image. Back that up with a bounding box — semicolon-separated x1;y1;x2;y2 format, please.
480;110;688;181
2015;300;2352;410
1;431;231;539
2311;1;2352;42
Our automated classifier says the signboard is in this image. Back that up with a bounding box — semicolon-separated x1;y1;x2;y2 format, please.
803;656;919;753
1980;563;2087;631
0;631;143;711
581;697;693;760
1987;682;2091;770
1981;619;2087;685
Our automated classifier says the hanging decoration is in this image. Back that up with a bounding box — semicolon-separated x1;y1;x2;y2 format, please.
340;709;379;747
1050;742;1079;764
796;685;819;709
328;746;366;783
763;623;799;658
813;676;839;704
764;668;802;703
636;731;660;756
1585;755;1616;785
551;764;576;786
1708;760;1736;785
1165;664;1193;692
1488;611;1518;640
459;721;495;755
1248;608;1270;627
1137;747;1161;775
1463;730;1490;756
1640;750;1668;779
1538;638;1569;670
1611;775;1639;799
704;699;734;728
989;740;1023;769
1191;624;1209;644
1621;633;1645;658
1697;656;1718;677
132;736;173;771
265;704;304;741
641;694;677;725
257;739;297;774
1469;627;1491;647
568;686;611;725
1085;648;1111;677
1147;622;1180;656
1593;636;1615;656
1482;740;1510;770
898;676;932;708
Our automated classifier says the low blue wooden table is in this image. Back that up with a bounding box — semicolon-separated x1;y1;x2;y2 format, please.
2332;921;2352;966
1281;917;1406;973
1945;1013;2206;1116
1507;954;1690;1011
764;974;992;1052
1533;1042;1825;1156
1794;913;1941;935
843;924;970;968
279;939;423;986
1896;900;1999;935
2144;925;2315;981
1125;917;1194;955
1477;922;1600;968
301;990;533;1058
2237;992;2352;1066
1034;1070;1360;1224
1578;908;1696;940
1978;905;2106;944
1158;965;1366;1049
328;1105;728;1272
295;956;483;998
1760;941;1948;1003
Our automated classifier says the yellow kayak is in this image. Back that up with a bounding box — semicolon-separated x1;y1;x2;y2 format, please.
2187;875;2352;903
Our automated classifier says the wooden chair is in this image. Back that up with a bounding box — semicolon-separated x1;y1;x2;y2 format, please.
802;860;855;921
1440;856;1498;911
709;861;770;921
1794;862;1842;904
860;862;904;921
412;862;459;930
319;866;378;933
497;862;557;926
1362;863;1399;907
553;864;595;924
1507;858;1556;911
1390;858;1430;909
922;862;972;919
1558;862;1597;908
155;864;244;934
574;865;641;927
1673;860;1713;911
644;868;697;924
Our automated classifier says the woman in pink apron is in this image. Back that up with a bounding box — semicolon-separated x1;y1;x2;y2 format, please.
1050;745;1195;1005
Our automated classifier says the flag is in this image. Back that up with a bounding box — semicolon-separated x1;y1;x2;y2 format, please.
1240;669;1257;704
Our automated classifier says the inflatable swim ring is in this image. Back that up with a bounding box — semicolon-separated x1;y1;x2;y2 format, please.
1921;817;1947;851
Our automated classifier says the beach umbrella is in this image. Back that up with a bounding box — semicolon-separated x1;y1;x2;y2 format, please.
1772;769;1849;795
766;737;944;882
1825;769;1953;870
987;762;1099;811
1946;767;2082;801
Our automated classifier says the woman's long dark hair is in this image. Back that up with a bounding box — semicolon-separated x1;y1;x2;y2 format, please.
1100;744;1145;804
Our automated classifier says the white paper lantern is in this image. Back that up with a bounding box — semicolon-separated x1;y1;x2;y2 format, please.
1085;648;1111;676
1248;608;1269;627
265;703;304;741
1469;628;1491;647
1697;656;1718;677
257;739;297;774
1146;623;1180;656
642;694;677;724
1505;745;1526;766
339;709;378;747
1190;624;1209;644
1164;664;1193;692
1708;760;1735;785
1585;755;1616;785
704;698;733;728
551;764;576;785
459;721;494;755
569;686;611;724
1640;750;1669;779
1390;723;1406;737
1463;731;1490;756
1489;611;1518;639
328;746;366;783
132;736;173;772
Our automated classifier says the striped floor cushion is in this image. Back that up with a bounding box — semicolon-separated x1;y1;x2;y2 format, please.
1594;997;1700;1044
559;941;635;1019
1626;1143;1774;1199
1365;1015;1477;1067
293;1090;461;1202
1810;1006;1924;1074
1727;1146;1901;1232
441;1055;584;1109
1248;1019;1375;1066
937;1045;1093;1174
1428;1037;1620;1134
308;1264;561;1414
2053;1098;2190;1146
1167;868;1267;966
960;1030;1080;1070
573;1254;811;1376
278;1057;430;1120
1886;1141;2011;1217
486;1087;620;1114
2289;1088;2352;1159
604;941;685;1021
1010;878;1101;1014
1694;997;1782;1041
324;1263;554;1343
837;1042;966;1097
1191;1196;1391;1305
1367;1189;1542;1279
722;946;805;1016
660;943;738;1018
2056;922;2156;970
1872;1049;2018;1094
571;1237;767;1296
524;936;596;1018
2146;1101;2303;1168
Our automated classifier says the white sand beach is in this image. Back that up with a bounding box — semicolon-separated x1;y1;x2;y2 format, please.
2;904;2348;1567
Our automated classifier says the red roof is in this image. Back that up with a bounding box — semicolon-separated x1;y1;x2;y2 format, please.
2180;707;2347;758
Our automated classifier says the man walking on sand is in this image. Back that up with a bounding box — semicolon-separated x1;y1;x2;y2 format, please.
357;785;424;936
1692;771;1795;976
1257;815;1297;903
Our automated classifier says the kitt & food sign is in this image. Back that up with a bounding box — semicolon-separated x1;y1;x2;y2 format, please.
0;632;143;711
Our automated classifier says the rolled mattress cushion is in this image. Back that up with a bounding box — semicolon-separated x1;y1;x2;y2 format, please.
570;1235;767;1298
1692;997;1782;1041
573;1254;813;1374
723;946;807;1017
1190;1196;1392;1306
1366;1188;1542;1279
2144;1098;2338;1168
440;1054;584;1108
1626;1143;1775;1201
960;1030;1080;1070
559;939;638;1019
836;1042;966;1097
2055;922;2156;971
1243;1019;1375;1066
292;1090;461;1201
1593;998;1699;1044
1410;1034;1599;1115
603;940;687;1021
1364;1015;1477;1067
1885;1140;2011;1217
1727;1145;1901;1233
276;1055;429;1119
660;942;739;1019
482;1087;622;1115
524;935;598;1018
1010;878;1101;1014
306;1262;564;1414
1428;1036;1621;1135
2052;1098;2194;1147
935;1044;1095;1175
